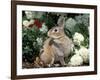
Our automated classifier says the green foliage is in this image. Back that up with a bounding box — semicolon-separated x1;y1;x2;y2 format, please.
40;13;59;29
22;27;46;62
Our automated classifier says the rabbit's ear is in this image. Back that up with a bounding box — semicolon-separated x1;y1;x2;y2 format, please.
57;16;65;28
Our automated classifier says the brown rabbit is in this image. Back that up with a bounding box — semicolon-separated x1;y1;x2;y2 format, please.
40;16;74;66
40;38;55;67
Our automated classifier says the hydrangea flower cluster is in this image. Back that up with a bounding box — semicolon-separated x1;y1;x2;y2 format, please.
76;46;89;63
68;32;89;66
23;19;34;27
68;54;83;66
73;32;84;46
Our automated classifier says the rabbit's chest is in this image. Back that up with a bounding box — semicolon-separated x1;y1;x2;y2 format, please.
53;41;71;56
61;42;71;54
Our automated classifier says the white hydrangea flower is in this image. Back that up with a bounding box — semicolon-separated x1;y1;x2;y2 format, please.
25;11;33;19
23;19;35;27
23;20;30;27
78;46;89;63
40;23;48;33
65;18;76;31
73;32;84;45
68;54;83;66
74;46;89;63
36;38;43;46
29;19;35;24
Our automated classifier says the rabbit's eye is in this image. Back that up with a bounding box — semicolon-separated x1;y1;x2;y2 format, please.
54;29;58;32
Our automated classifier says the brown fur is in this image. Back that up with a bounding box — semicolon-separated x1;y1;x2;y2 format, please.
40;38;55;67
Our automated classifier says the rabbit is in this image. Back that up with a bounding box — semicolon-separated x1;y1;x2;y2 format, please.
40;16;74;67
40;38;55;67
48;16;74;66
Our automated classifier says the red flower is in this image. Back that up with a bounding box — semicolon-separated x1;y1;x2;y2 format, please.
34;19;42;28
